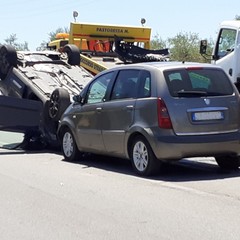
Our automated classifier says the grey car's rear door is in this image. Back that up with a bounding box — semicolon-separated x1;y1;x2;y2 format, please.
101;98;136;156
100;69;141;156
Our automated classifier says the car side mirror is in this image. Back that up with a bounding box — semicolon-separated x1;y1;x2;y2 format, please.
73;95;83;103
200;40;207;54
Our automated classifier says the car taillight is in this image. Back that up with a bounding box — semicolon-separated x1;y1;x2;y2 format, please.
157;98;172;129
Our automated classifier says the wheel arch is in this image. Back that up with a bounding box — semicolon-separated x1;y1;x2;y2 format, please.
58;122;73;140
127;132;147;158
57;121;79;148
126;127;157;159
57;124;69;140
127;130;161;176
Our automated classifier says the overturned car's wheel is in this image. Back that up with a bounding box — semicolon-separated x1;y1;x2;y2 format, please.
215;155;240;170
130;136;161;176
61;128;82;162
48;88;70;121
0;44;17;80
63;44;80;66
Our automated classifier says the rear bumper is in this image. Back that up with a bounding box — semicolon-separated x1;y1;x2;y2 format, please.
151;131;240;160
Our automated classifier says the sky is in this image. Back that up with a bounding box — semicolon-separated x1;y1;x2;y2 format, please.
0;0;240;50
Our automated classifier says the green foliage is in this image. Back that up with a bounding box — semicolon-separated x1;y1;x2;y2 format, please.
235;15;240;20
168;32;202;62
151;33;167;49
36;41;48;51
3;34;29;51
150;31;214;63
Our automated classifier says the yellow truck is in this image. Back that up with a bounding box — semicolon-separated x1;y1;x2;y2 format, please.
68;21;151;48
48;22;147;74
48;21;169;75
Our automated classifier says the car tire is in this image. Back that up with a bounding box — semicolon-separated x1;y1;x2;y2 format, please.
130;136;161;176
48;88;70;121
215;155;240;170
0;44;17;80
63;44;80;66
61;128;82;162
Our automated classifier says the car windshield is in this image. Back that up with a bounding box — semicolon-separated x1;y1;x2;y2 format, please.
164;67;234;97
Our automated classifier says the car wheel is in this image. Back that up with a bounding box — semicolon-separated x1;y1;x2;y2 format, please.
215;155;240;170
130;136;161;176
48;88;70;121
61;128;82;162
63;44;80;66
0;45;17;80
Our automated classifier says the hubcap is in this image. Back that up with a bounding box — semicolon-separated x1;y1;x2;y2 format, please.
133;141;148;172
62;132;74;157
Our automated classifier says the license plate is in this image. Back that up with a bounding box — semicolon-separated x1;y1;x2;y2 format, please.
192;111;224;121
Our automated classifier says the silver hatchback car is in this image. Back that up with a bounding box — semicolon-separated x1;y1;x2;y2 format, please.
57;62;240;176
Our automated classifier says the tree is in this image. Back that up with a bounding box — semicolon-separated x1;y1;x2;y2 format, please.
151;33;167;50
36;41;48;51
4;34;29;51
150;31;214;63
167;32;204;62
235;15;240;20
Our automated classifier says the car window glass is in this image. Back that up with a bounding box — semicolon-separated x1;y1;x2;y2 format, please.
166;72;186;95
169;72;182;81
188;69;233;95
138;70;151;98
111;70;140;100
164;68;233;97
189;72;211;89
86;72;114;104
217;28;236;59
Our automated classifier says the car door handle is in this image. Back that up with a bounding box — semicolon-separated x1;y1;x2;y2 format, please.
125;105;134;110
96;107;102;112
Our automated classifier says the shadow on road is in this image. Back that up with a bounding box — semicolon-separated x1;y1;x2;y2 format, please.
1;146;240;182
62;153;240;182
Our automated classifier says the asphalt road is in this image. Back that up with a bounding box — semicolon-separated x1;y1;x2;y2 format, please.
0;148;240;240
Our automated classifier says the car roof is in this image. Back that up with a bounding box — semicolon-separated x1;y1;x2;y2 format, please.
101;61;223;74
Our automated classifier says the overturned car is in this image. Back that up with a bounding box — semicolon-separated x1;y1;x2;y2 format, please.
0;44;93;148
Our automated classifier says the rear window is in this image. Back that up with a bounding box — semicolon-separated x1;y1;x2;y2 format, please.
164;68;234;97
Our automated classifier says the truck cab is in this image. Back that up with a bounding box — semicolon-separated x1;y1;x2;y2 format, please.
201;20;240;89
